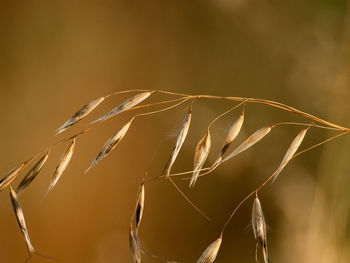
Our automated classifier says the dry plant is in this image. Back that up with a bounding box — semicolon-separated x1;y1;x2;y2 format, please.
1;90;350;262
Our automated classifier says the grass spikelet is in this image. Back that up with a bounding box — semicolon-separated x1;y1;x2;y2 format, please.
56;96;105;134
16;149;51;196
214;111;244;166
129;226;141;263
163;109;192;178
0;162;27;191
272;128;308;182
85;119;133;174
190;129;211;188
9;186;35;255
196;237;222;263
91;91;153;124
45;138;76;197
135;183;145;233
252;196;269;263
221;126;272;164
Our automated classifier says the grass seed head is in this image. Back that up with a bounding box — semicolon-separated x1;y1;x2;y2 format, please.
164;109;192;178
222;126;272;163
190;129;211;188
196;237;222;263
45;138;76;197
272;128;308;182
0;163;26;191
16;150;50;196
85;119;133;174
91;91;152;124
56;96;105;134
252;196;269;263
9;186;35;254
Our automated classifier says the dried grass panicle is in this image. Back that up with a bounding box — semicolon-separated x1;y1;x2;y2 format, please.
45;138;76;197
3;90;350;261
214;111;244;166
196;237;222;263
163;109;192;178
85;119;133;174
272;128;308;182
190;129;211;188
129;226;141;263
221;126;272;164
9;186;35;255
91;91;153;124
252;196;269;263
135;183;145;232
56;96;105;134
16;149;51;196
0;162;26;191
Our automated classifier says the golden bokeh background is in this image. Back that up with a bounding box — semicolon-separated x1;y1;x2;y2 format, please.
1;1;350;262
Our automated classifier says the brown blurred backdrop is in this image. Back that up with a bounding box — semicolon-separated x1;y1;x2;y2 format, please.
1;0;350;262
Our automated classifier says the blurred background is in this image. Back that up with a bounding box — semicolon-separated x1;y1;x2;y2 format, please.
1;0;350;262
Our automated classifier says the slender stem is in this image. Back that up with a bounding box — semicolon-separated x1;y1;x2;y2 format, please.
168;176;211;221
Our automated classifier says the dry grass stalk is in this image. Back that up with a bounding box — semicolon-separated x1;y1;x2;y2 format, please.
91;91;153;124
135;183;145;233
0;162;26;191
196;237;222;263
221;126;272;164
252;196;269;263
272;128;308;182
129;226;141;263
9;186;35;255
190;129;211;188
45;138;76;197
16;149;51;196
56;96;105;134
85;119;133;174
214;111;244;166
163;109;192;178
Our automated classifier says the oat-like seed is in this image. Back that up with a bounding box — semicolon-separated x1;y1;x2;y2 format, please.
85;119;133;174
0;163;26;191
221;126;272;164
163;109;192;178
16;149;51;196
252;196;269;263
196;237;222;263
272;128;308;182
45;138;76;197
91;91;153;124
190;129;211;188
56;96;105;134
9;186;35;255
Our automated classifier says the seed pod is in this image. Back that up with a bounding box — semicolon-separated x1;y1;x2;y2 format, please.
252;197;269;263
56;96;105;134
196;237;222;263
135;183;145;232
9;186;35;255
214;112;244;166
0;162;26;191
221;126;272;164
272;128;308;182
163;109;192;178
129;227;141;263
45;138;76;197
190;129;211;188
85;119;133;174
91;91;153;124
16;149;51;196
